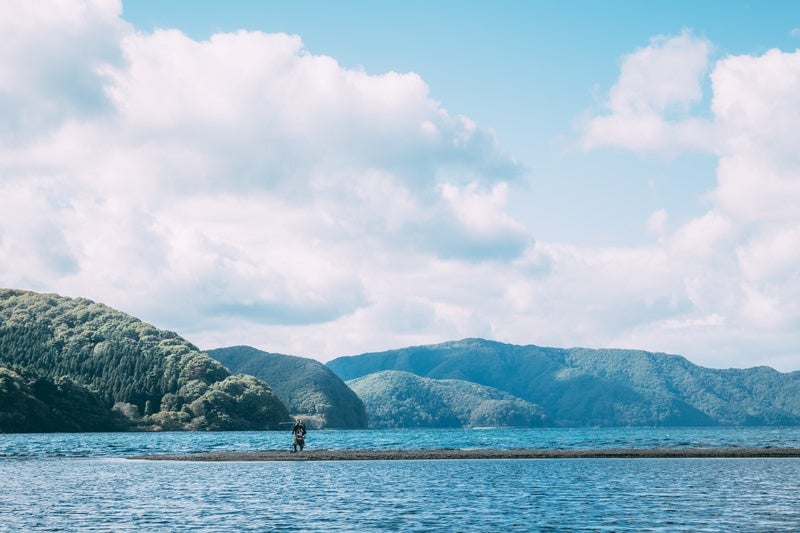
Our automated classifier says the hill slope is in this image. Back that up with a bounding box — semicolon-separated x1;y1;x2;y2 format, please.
0;289;290;432
208;346;367;428
0;366;127;432
347;370;547;428
328;338;800;427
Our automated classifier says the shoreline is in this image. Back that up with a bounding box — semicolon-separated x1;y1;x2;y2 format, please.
129;447;800;462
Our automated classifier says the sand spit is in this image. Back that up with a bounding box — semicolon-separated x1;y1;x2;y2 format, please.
130;447;800;462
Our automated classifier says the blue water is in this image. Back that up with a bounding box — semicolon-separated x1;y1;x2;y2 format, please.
2;427;800;531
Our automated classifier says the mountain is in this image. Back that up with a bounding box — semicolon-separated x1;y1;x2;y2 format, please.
347;370;547;428
328;338;800;427
207;346;367;428
0;289;290;432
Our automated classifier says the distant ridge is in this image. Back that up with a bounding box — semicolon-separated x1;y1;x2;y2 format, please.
347;370;547;428
208;345;367;429
328;338;800;427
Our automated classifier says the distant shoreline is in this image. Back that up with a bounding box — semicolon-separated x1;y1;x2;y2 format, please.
130;447;800;462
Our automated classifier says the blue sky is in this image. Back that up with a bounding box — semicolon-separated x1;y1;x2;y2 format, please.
3;0;800;369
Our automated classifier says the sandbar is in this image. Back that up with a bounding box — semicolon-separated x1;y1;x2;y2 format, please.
130;447;800;462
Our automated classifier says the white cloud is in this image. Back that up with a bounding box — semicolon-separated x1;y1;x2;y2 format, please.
582;30;715;153
435;182;529;260
0;182;80;282
737;228;800;283
608;32;709;114
646;208;669;236
100;28;520;198
579;35;800;370
710;49;800;224
0;0;527;352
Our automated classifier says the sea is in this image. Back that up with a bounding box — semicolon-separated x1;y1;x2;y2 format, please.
2;427;800;532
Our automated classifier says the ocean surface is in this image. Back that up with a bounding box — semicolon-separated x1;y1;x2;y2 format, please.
2;427;800;531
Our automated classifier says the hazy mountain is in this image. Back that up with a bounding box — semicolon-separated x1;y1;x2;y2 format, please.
208;345;367;428
0;289;290;432
328;338;800;427
347;370;547;428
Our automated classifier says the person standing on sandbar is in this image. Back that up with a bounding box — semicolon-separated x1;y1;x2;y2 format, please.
291;419;307;452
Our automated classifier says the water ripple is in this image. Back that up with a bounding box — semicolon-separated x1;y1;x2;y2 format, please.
2;429;800;531
2;457;800;531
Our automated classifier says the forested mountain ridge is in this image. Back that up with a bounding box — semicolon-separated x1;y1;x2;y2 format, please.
208;346;367;428
0;289;290;432
347;370;547;428
328;338;800;427
564;347;800;425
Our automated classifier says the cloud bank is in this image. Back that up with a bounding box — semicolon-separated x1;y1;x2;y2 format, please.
580;31;800;370
2;2;799;370
0;0;524;353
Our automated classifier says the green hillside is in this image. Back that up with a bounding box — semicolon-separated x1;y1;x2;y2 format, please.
565;348;800;425
0;366;127;432
347;370;547;428
0;289;290;432
328;338;800;427
208;346;367;428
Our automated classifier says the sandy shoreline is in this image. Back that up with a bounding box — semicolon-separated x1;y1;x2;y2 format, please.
129;447;800;462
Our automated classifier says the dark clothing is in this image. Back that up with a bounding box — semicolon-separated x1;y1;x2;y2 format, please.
292;422;307;452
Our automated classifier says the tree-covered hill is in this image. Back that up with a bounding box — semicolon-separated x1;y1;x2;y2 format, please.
0;289;290;432
208;346;367;429
328;338;800;427
346;370;547;429
0;366;128;432
564;348;800;426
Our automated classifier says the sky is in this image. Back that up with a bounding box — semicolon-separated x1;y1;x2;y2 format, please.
2;1;800;370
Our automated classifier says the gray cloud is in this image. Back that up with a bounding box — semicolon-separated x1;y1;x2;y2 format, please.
0;1;128;141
